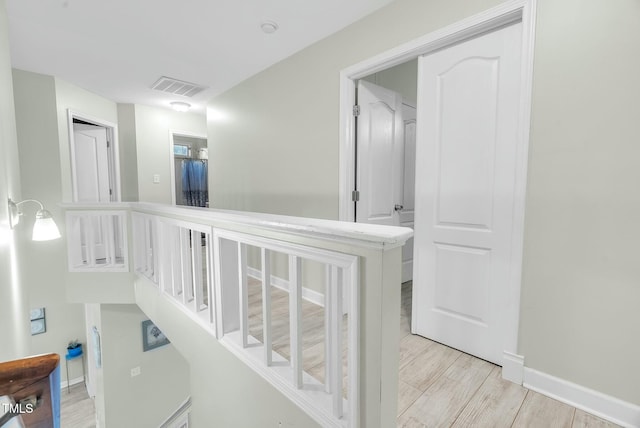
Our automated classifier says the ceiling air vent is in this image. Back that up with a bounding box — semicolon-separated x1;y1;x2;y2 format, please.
150;76;207;97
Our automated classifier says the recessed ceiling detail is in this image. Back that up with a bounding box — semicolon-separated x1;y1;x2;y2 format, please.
150;76;207;98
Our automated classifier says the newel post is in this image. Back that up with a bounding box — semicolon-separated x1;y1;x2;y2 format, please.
359;244;403;427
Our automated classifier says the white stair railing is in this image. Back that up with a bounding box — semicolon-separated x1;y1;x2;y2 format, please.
211;229;359;426
63;202;412;428
66;210;128;272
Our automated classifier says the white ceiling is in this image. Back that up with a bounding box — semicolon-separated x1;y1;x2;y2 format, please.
6;0;393;114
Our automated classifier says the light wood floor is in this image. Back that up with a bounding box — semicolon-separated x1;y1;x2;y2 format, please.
246;278;620;428
60;279;620;428
60;382;96;428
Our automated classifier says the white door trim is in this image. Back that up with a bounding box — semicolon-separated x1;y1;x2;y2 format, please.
68;109;122;202
169;129;208;205
338;0;537;382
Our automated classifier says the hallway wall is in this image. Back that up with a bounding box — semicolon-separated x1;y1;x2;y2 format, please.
0;0;29;362
100;304;190;428
207;0;640;407
132;104;206;204
12;69;86;384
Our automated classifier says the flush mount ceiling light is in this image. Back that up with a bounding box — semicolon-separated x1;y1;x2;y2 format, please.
261;20;279;34
170;101;191;112
8;198;61;241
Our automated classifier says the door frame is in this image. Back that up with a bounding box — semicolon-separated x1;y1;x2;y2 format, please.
169;129;208;205
338;0;537;384
68;109;122;202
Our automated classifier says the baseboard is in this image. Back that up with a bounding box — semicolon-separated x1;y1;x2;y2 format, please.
523;368;640;428
60;375;85;389
502;351;524;384
246;267;325;308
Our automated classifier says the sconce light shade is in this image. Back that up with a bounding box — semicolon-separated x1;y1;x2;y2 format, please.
7;198;61;241
33;210;61;241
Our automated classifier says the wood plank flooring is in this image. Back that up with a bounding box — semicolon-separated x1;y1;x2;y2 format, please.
394;282;620;428
60;278;621;428
245;278;621;428
60;382;96;428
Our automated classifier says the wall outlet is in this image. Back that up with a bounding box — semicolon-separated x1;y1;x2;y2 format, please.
153;174;160;184
130;366;141;377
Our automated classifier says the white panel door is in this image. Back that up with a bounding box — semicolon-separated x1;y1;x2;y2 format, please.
73;123;110;261
355;80;404;227
412;22;522;365
356;81;416;281
73;124;111;202
400;102;416;282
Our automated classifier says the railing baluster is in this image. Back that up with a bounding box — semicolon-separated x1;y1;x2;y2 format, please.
261;248;272;366
132;215;141;271
204;232;213;323
145;218;153;275
161;223;173;294
212;234;224;338
192;230;203;313
105;215;116;266
238;242;249;348
181;228;193;306
148;219;155;282
172;225;182;297
86;216;96;267
330;266;343;418
324;264;333;394
289;255;303;389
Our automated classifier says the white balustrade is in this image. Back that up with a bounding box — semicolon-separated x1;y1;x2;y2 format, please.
63;202;411;428
66;210;128;272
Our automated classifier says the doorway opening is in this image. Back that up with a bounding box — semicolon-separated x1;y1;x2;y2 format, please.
339;0;535;380
356;60;418;283
68;110;121;202
169;131;209;207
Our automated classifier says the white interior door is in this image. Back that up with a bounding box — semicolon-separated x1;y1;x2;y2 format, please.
73;124;111;202
400;102;416;282
356;80;404;227
412;22;522;365
356;81;416;281
73;123;110;260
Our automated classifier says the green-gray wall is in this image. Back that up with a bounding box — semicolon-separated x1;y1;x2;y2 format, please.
0;0;30;362
207;0;502;219
117;103;139;202
12;69;87;383
11;69;194;426
133;104;206;204
100;304;190;428
208;0;640;406
519;0;640;404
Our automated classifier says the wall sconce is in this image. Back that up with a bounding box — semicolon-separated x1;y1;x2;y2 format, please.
8;198;61;241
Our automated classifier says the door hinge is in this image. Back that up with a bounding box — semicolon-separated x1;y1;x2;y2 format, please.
109;189;113;196
351;190;360;202
353;105;360;117
106;140;110;148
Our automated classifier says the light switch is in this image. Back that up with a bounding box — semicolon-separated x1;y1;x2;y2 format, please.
131;366;141;377
153;174;160;184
